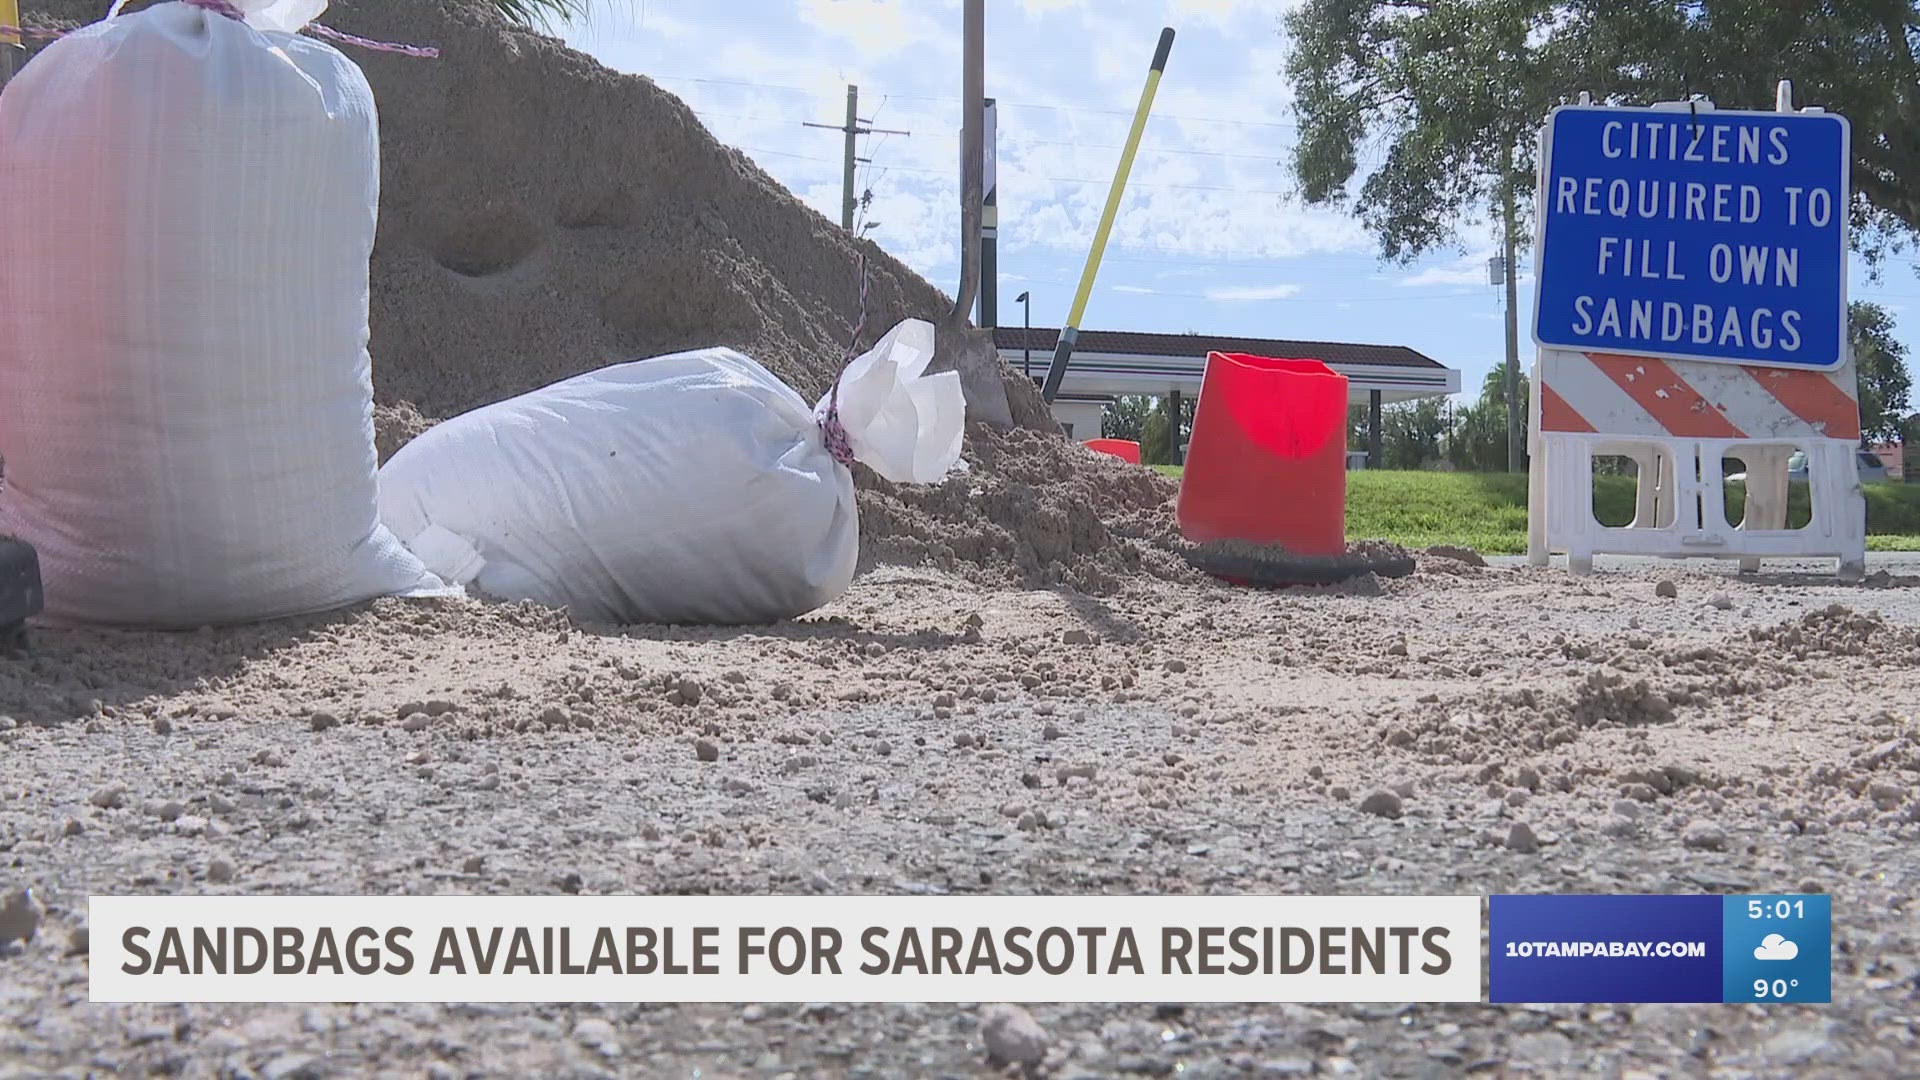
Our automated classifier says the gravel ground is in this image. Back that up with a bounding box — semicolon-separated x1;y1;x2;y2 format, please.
4;557;1919;1078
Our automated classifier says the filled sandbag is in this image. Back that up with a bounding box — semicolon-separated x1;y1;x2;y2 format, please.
377;318;964;625
0;0;445;626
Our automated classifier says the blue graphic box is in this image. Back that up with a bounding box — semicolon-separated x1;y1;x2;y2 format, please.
1532;104;1849;369
1721;894;1831;1004
1490;894;1830;1003
1490;895;1721;1003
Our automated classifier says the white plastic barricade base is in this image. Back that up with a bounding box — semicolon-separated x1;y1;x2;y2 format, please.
1529;432;1866;581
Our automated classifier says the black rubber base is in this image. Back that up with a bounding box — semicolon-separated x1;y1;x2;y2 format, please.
1182;541;1416;588
1;536;44;656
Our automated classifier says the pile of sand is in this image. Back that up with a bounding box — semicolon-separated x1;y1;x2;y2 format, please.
858;425;1197;593
20;0;1187;594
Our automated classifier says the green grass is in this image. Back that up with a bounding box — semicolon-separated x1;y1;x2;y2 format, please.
1151;466;1920;554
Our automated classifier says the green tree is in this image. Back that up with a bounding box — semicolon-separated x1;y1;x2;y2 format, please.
1381;398;1450;469
1102;396;1154;442
1138;396;1197;464
1449;368;1530;472
1852;301;1912;444
1140;406;1172;465
1283;1;1920;264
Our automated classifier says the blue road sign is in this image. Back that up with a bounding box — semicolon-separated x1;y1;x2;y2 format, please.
1532;104;1850;370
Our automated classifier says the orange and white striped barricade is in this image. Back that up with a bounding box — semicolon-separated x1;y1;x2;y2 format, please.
1526;349;1865;578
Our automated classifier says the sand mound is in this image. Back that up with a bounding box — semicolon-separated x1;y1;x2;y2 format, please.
857;425;1198;592
19;0;1180;593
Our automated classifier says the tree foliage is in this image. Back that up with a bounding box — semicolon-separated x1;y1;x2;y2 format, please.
1853;300;1913;444
1140;407;1172;465
1102;396;1154;442
1138;396;1197;465
1346;404;1370;452
1350;399;1452;467
1283;0;1920;264
1380;397;1451;469
1448;368;1529;472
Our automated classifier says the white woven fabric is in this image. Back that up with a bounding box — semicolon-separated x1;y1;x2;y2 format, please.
0;2;444;626
106;0;328;33
378;319;963;626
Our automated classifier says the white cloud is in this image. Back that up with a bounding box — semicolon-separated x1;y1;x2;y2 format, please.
1754;934;1799;961
1113;285;1156;294
1206;283;1301;301
1399;250;1534;290
794;0;954;57
1400;253;1494;288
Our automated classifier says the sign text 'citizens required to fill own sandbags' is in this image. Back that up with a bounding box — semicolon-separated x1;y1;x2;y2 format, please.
1532;104;1849;369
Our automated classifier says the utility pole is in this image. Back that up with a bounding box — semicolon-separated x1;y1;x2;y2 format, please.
841;86;856;230
1500;141;1522;473
804;85;910;233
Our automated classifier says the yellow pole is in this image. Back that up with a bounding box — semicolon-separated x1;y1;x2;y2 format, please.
1069;33;1170;326
1040;26;1174;403
0;0;19;85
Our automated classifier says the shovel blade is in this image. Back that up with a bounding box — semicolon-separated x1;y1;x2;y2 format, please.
932;326;1016;429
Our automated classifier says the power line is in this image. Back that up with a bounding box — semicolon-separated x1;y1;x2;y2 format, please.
654;73;1297;130
734;146;837;164
692;110;1282;158
1094;249;1399;268
996;99;1297;130
1022;138;1280;162
723;145;1381;264
696;111;1291;168
715;136;1297;196
1005;278;1497;303
854;94;895;234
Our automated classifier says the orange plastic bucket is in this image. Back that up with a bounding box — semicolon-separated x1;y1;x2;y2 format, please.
1176;352;1348;556
1084;438;1142;464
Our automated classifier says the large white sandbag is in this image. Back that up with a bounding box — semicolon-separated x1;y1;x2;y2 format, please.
378;319;965;626
0;1;445;626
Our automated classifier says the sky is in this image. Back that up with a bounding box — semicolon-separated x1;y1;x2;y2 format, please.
558;0;1920;403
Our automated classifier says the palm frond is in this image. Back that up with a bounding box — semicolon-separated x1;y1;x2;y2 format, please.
485;0;594;31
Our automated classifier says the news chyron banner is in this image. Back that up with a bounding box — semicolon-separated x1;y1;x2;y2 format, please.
88;893;1832;1003
1489;894;1831;1004
90;895;1482;1003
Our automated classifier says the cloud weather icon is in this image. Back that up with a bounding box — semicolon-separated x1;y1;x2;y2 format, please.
1754;934;1799;961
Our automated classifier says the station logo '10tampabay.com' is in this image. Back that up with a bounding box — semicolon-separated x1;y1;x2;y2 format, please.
1502;938;1708;960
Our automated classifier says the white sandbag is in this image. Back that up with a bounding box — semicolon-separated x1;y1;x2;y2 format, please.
378;319;964;625
0;1;445;626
